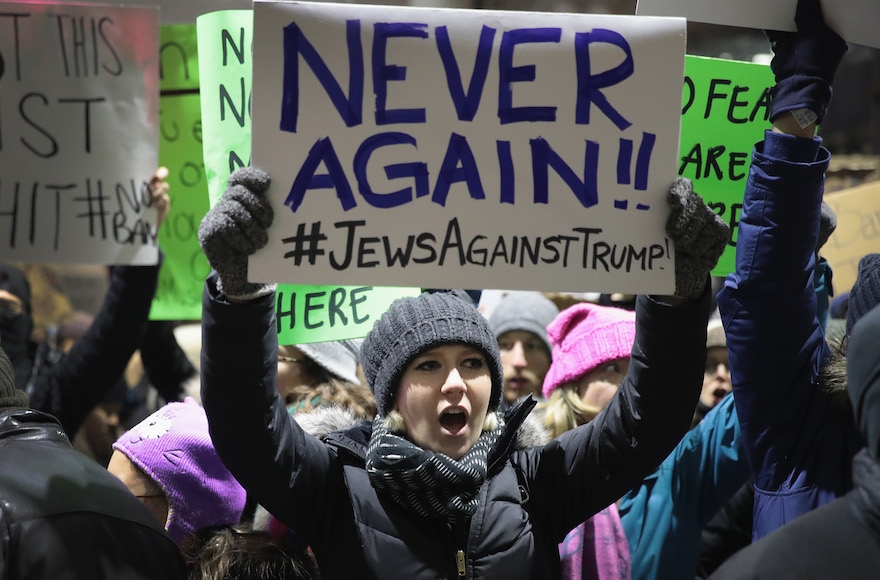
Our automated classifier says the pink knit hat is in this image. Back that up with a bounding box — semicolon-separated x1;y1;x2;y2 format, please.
542;303;636;398
112;398;247;544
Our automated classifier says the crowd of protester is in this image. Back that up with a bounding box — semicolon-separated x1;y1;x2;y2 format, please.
2;0;880;578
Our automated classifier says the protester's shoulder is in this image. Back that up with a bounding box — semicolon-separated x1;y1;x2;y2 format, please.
0;422;165;530
514;411;551;450
711;493;870;579
506;411;554;476
296;405;372;456
0;409;66;448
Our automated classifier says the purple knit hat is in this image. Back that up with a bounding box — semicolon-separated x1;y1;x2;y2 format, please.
542;303;636;398
112;398;247;544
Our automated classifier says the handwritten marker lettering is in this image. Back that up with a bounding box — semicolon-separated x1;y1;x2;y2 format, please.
278;21;646;213
283;221;328;266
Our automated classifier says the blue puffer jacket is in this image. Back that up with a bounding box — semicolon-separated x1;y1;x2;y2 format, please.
716;131;864;541
200;274;712;579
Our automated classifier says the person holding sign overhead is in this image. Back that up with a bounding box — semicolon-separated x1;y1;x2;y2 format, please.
0;167;171;468
714;0;879;543
196;162;728;578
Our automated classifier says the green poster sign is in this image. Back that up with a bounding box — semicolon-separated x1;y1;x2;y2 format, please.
679;55;774;276
197;11;419;345
151;24;211;320
276;284;421;345
197;10;253;208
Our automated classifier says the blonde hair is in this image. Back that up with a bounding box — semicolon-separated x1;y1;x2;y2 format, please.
539;385;603;439
382;409;500;434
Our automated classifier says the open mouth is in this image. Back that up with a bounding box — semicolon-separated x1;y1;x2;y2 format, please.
713;388;730;401
439;408;468;435
507;377;535;395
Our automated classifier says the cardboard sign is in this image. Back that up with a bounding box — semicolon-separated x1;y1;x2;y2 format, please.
248;1;687;294
822;181;880;294
54;0;251;25
636;0;880;50
0;2;160;265
680;55;773;276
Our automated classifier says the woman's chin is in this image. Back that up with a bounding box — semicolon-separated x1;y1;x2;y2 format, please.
438;429;478;459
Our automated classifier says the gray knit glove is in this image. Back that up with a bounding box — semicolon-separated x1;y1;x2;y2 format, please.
666;178;730;299
198;167;275;300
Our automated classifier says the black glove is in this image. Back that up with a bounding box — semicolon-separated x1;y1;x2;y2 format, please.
765;0;848;125
666;178;730;300
198;167;275;299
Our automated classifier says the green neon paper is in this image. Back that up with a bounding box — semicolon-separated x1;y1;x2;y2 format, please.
275;285;421;345
151;24;211;320
679;55;774;276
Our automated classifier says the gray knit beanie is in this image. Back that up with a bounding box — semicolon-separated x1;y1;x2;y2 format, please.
0;344;28;408
360;292;503;417
706;317;726;349
297;339;363;385
488;292;558;355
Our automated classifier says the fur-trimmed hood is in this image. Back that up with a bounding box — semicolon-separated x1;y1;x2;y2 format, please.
819;334;851;416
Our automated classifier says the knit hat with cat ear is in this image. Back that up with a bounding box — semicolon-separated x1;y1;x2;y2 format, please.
112;398;246;544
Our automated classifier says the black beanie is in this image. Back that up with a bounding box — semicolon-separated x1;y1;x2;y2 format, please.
847;254;880;337
360;292;503;417
847;303;880;458
0;344;29;409
0;265;32;315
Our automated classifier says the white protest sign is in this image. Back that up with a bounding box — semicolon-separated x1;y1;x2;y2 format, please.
250;1;685;294
636;0;880;50
0;2;160;265
53;0;250;24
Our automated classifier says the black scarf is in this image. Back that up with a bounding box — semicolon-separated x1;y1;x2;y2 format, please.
366;416;505;524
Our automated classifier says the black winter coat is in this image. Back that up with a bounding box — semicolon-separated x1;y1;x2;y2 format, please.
201;274;711;580
0;408;186;579
709;450;880;580
25;264;159;435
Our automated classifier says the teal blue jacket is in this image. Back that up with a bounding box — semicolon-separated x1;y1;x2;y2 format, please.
619;393;748;580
